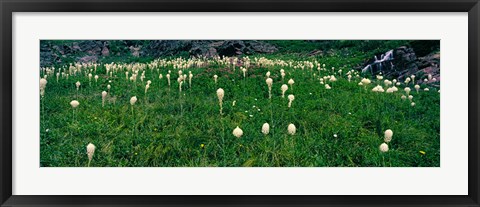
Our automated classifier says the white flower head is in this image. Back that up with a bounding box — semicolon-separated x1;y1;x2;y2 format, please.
361;78;371;85
288;123;296;135
384;129;393;143
288;79;294;85
70;100;79;108
379;143;389;152
102;91;107;99
233;126;243;138
262;123;270;135
414;84;420;92
130;96;137;105
266;78;273;88
87;143;96;161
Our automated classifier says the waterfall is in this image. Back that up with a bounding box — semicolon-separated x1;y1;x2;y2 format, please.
361;49;394;74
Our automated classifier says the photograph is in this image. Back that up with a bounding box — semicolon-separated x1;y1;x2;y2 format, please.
39;40;440;167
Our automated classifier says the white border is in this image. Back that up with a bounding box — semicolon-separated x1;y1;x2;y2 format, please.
13;13;468;195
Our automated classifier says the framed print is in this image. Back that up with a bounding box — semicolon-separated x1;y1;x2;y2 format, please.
1;0;479;206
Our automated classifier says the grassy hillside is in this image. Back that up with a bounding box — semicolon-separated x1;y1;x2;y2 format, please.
40;54;440;167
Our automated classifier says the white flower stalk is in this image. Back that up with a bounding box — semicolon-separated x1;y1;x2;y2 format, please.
261;123;270;135
405;77;411;85
214;75;218;84
288;79;294;90
408;95;413;102
166;74;171;87
411;75;416;83
70;100;79;122
217;88;225;115
242;68;247;78
179;80;183;93
401;95;407;100
281;72;286;81
266;71;271;78
281;84;288;98
88;73;92;86
86;143;95;167
288;94;295;108
287;123;296;135
348;74;352;82
145;83;150;94
428;74;433;81
76;81;81;91
101;91;107;107
411;102;416;107
325;84;331;90
107;84;111;93
125;72;129;81
384;129;393;143
189;73;193;88
94;75;99;83
159;74;163;79
379;143;389;152
266;78;273;99
233;126;243;138
404;87;411;95
40;78;48;97
414;84;420;93
386;87;394;93
56;72;60;83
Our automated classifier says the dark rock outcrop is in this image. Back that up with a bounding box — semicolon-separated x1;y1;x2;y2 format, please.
40;40;278;67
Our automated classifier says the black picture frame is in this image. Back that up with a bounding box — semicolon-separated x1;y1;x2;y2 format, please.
1;0;479;206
